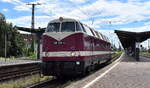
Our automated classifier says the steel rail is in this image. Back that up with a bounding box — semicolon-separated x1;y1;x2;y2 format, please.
0;62;41;81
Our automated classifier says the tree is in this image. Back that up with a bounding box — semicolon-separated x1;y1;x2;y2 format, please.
0;20;25;57
148;48;150;53
0;20;7;57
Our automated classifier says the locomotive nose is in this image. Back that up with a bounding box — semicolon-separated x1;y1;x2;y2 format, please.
43;32;77;52
44;32;75;41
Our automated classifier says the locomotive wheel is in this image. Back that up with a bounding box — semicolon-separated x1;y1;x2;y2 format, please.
86;66;91;73
91;65;95;71
81;69;86;76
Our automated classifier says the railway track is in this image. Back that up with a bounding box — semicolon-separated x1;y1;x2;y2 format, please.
111;53;121;62
0;62;41;81
24;77;72;88
24;53;121;88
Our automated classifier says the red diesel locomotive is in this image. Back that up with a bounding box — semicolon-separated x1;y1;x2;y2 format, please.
41;17;112;76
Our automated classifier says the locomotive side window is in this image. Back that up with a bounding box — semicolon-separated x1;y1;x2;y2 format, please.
61;22;75;32
76;22;82;31
92;30;98;37
101;34;106;41
47;23;60;32
83;25;94;36
93;30;97;37
95;31;100;38
99;33;103;40
89;28;96;37
80;23;87;33
106;37;110;42
103;36;107;41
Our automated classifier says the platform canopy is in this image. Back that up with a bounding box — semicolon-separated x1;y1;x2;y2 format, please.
115;30;150;49
15;26;45;33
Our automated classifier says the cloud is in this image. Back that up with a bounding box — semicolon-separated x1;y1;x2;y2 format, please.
14;3;31;11
7;16;52;28
69;0;86;3
3;0;150;48
3;0;150;26
119;24;150;32
0;0;31;11
2;8;8;12
144;21;150;26
1;0;21;4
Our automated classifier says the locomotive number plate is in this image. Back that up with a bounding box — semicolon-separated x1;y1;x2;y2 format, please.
53;41;65;45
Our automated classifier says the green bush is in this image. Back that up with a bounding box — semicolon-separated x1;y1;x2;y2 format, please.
148;49;150;53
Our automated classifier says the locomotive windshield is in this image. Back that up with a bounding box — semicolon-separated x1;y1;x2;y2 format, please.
61;22;75;32
47;22;75;32
47;23;60;32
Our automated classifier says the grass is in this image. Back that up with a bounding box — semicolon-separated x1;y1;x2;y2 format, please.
0;75;52;88
0;57;15;60
140;52;150;58
0;52;37;60
115;50;123;55
0;56;37;61
112;51;123;57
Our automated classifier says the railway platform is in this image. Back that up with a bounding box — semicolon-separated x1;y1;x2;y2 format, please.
67;53;150;88
0;59;41;67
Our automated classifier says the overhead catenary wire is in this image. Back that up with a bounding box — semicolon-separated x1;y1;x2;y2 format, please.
69;1;102;25
68;1;90;18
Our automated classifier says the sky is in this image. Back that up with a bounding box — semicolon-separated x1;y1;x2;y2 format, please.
0;0;150;48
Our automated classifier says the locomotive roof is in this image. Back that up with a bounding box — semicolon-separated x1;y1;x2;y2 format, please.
48;17;110;43
48;17;79;23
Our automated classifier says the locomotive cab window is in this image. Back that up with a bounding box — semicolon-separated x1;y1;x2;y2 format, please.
47;23;60;32
61;22;75;32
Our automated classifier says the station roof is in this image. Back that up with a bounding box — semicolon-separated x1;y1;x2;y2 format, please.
15;26;45;33
115;30;150;49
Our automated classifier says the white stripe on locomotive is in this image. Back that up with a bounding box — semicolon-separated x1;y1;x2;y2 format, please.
43;51;112;57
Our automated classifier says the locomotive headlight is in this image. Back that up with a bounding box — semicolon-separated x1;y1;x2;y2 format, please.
71;52;76;56
71;51;80;56
76;61;80;65
45;52;49;57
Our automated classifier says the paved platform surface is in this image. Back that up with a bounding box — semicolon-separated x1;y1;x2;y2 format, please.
86;55;150;88
66;54;150;88
0;59;41;66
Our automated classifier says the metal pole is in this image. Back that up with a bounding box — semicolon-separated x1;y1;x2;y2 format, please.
148;39;150;49
31;4;35;30
37;29;41;59
27;3;41;59
31;4;35;54
148;39;150;53
5;31;7;62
